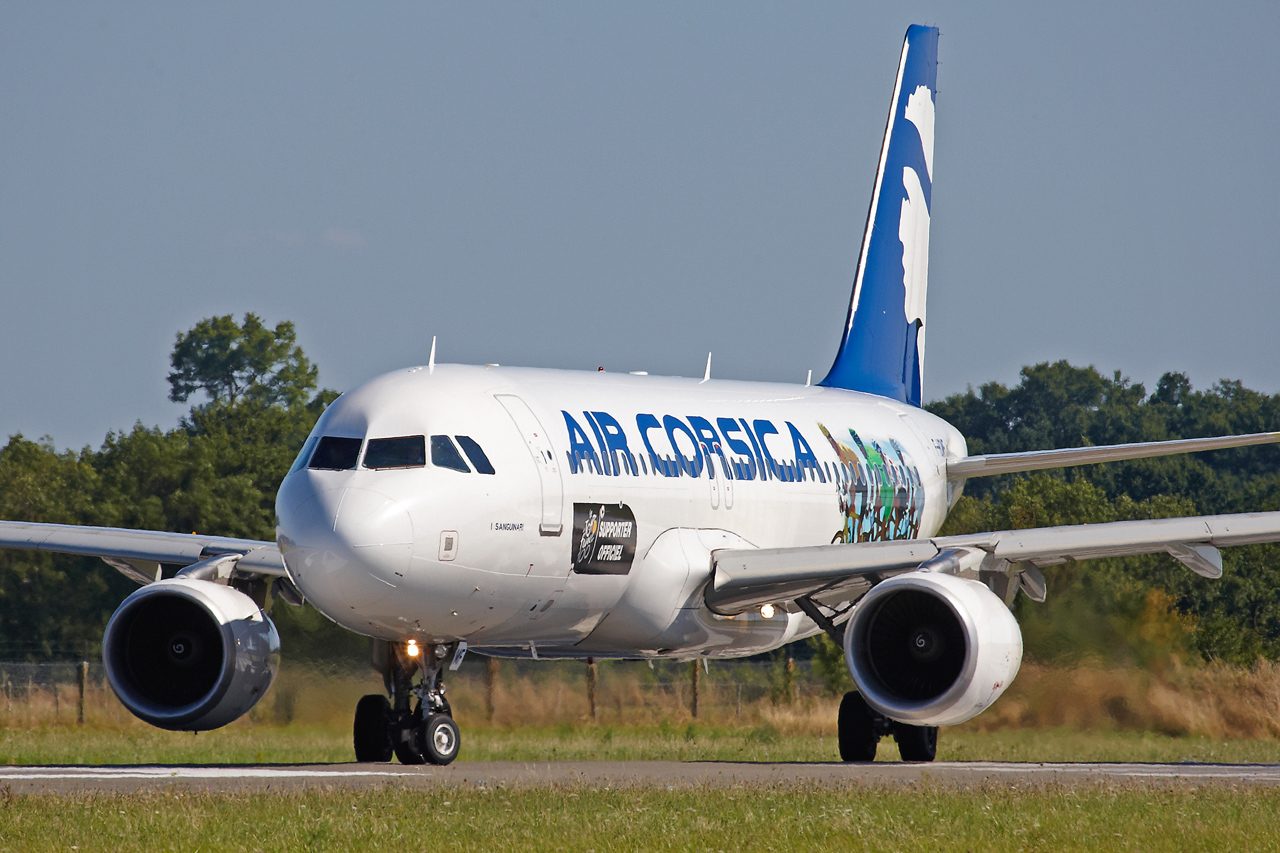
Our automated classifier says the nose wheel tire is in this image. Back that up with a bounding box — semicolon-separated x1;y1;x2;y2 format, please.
393;714;427;765
421;713;460;765
837;691;880;762
353;694;393;763
390;712;460;766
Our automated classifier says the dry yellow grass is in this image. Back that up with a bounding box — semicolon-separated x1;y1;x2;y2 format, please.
967;660;1280;739
5;658;1280;741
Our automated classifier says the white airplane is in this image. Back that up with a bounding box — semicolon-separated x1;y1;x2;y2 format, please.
4;25;1280;766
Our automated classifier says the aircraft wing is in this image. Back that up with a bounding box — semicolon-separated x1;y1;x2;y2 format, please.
0;520;285;586
704;511;1280;616
947;431;1280;480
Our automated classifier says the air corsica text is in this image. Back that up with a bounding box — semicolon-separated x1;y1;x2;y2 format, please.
561;411;827;483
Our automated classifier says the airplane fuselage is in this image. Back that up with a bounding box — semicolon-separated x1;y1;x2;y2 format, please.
275;364;967;660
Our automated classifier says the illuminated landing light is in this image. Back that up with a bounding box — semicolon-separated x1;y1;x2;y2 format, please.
406;639;420;658
760;604;776;619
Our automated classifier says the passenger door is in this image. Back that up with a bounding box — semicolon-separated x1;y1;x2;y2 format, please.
495;394;564;535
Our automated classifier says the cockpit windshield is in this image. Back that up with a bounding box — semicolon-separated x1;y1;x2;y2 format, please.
365;436;427;469
308;436;362;470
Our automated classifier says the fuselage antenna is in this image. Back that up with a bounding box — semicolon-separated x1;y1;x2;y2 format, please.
428;336;437;375
701;352;712;383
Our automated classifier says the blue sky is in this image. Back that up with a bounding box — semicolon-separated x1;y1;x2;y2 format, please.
3;3;1279;449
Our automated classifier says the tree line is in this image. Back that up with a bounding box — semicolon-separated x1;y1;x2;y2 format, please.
2;319;1278;668
928;362;1280;667
0;315;359;661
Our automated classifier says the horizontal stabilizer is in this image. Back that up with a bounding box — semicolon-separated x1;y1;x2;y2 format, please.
946;431;1280;480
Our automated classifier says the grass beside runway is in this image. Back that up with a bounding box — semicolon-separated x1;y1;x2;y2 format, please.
5;722;1280;766
1;784;1278;852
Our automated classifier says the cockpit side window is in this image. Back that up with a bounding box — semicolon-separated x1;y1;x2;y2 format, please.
289;435;320;475
455;435;495;475
430;435;471;473
364;436;427;469
309;436;362;470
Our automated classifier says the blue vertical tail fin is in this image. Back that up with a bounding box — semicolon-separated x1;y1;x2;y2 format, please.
820;25;938;407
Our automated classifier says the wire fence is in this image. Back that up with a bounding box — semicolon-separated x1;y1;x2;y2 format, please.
0;661;107;724
0;654;844;729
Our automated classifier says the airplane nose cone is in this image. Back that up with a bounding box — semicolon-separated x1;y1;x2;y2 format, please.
335;487;414;567
280;486;413;610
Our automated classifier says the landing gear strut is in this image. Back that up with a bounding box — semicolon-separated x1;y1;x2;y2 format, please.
837;691;938;762
354;640;460;765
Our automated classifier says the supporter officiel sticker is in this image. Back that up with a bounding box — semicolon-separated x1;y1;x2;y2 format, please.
571;503;637;575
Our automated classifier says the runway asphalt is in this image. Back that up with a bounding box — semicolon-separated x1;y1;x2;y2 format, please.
4;760;1280;794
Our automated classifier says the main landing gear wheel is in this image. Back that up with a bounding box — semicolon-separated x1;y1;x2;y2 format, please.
893;723;938;762
837;691;880;762
837;691;940;763
353;694;393;763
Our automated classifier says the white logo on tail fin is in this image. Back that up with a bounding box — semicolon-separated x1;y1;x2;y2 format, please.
900;165;930;373
904;85;935;180
899;84;934;391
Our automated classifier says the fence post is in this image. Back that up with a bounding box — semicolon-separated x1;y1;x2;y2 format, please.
485;656;499;723
78;661;88;726
690;659;700;719
586;657;598;721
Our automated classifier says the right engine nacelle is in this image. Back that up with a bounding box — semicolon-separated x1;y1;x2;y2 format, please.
103;578;280;731
844;571;1022;727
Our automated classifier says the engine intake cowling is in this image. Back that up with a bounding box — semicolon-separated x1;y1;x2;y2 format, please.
103;578;280;731
844;571;1022;727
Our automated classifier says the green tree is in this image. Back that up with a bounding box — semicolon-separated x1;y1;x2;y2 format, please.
0;437;132;658
927;360;1280;510
168;313;318;409
941;474;1280;666
0;315;349;661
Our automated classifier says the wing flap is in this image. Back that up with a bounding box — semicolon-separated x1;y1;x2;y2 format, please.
0;520;285;578
704;511;1280;615
707;540;939;615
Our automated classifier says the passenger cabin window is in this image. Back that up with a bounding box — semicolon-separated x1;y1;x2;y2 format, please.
431;435;471;472
309;436;362;470
364;435;427;469
455;435;495;475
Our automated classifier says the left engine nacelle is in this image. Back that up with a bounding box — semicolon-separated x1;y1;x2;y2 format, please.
103;578;280;731
844;571;1022;727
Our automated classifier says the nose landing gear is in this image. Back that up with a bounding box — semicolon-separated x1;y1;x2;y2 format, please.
354;640;460;765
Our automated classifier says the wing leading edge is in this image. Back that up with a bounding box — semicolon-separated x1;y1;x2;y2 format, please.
0;520;285;586
947;431;1280;480
705;511;1280;616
